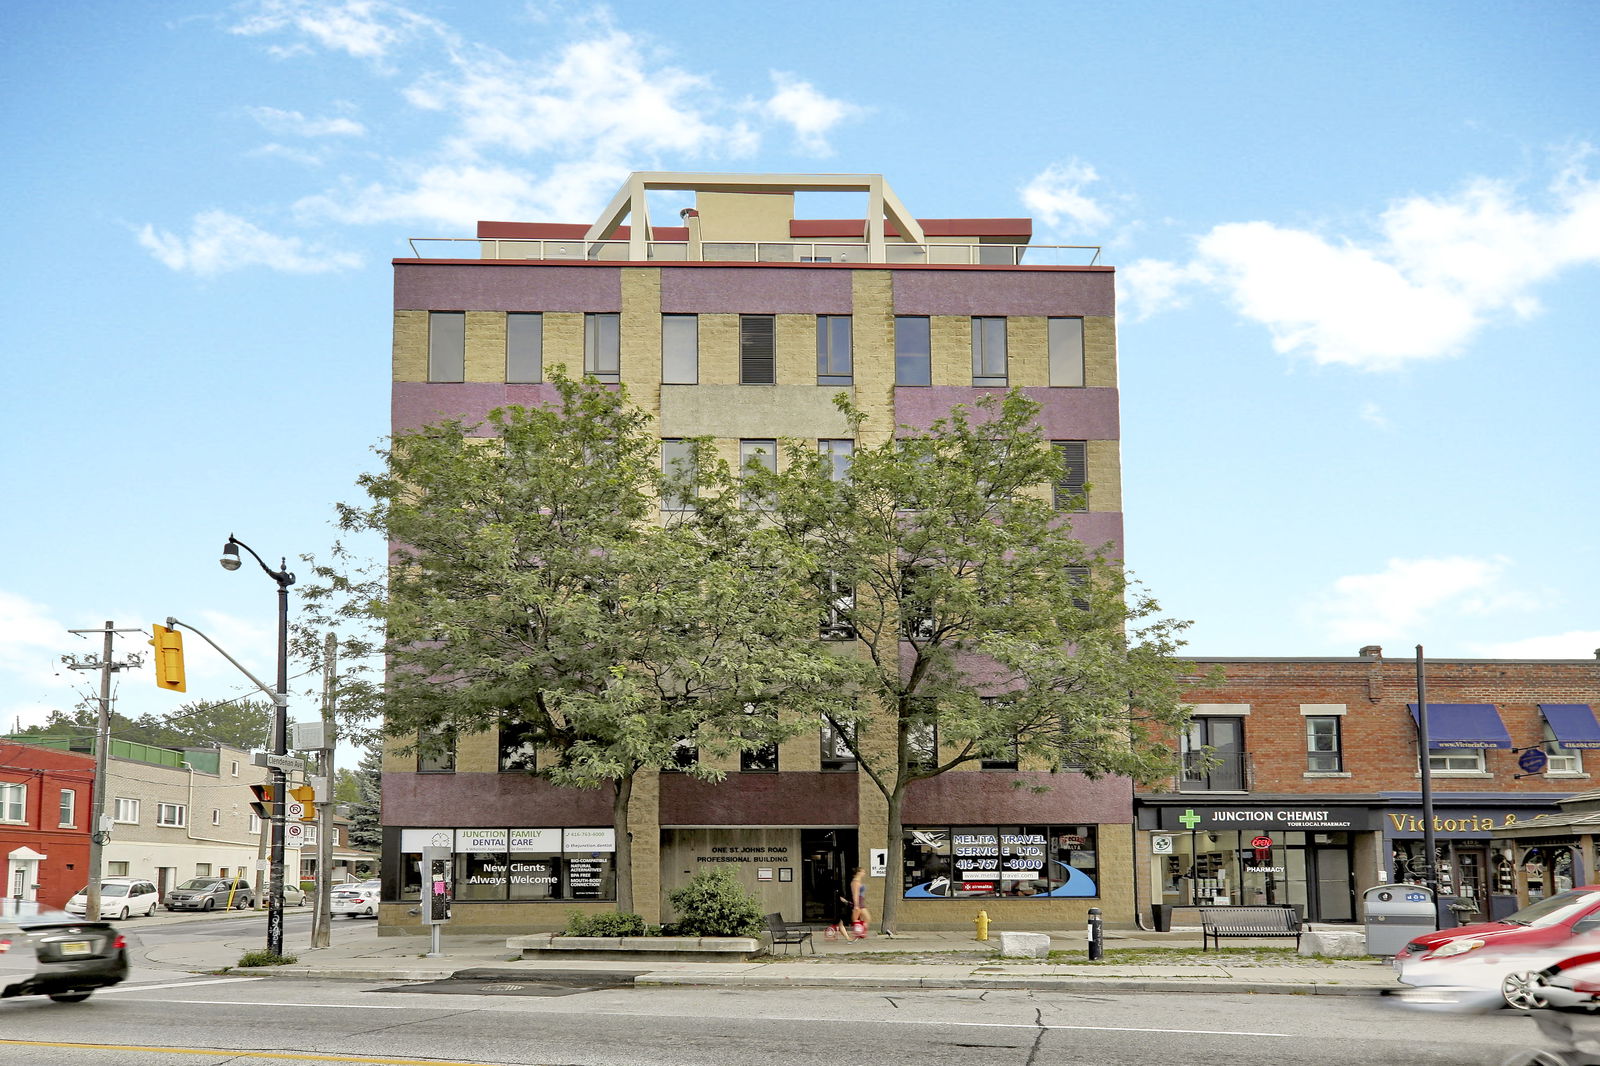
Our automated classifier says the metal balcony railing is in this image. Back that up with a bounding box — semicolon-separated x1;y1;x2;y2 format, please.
1176;751;1254;792
405;237;1103;267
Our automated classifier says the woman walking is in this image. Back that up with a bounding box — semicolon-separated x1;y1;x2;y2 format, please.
849;867;870;938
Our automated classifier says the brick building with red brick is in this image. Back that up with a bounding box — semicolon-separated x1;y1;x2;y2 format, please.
1136;646;1600;927
1;740;96;908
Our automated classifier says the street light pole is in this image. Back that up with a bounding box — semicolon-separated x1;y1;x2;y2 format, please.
221;534;295;958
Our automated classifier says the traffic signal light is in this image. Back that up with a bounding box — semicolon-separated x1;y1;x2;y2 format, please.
149;624;186;691
248;783;274;821
290;785;316;821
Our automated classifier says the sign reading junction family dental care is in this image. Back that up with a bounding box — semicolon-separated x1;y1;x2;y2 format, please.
1155;807;1376;832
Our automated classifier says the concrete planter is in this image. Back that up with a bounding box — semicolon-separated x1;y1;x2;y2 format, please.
508;934;766;962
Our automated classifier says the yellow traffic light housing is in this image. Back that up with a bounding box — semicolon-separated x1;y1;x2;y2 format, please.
149;624;186;691
291;785;317;821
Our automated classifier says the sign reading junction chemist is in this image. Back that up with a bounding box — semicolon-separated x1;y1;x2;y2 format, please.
1155;806;1376;832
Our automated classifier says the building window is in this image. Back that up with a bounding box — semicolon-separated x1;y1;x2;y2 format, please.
895;316;931;386
230;760;239;777
211;808;222;826
662;314;698;384
1306;716;1343;772
971;317;1007;386
499;720;538;772
821;719;857;772
979;702;1020;770
302;824;318;846
1180;716;1247;791
507;312;543;383
900;567;936;640
58;788;76;827
741;704;779;772
820;573;855;640
903;825;1099;899
0;782;23;823
1064;566;1091;610
660;439;697;511
427;311;465;382
740;439;776;508
114;797;140;824
1048;317;1085;387
418;728;457;773
1053;441;1087;511
249;814;261;834
1428;748;1486;773
817;315;852;385
157;803;188;827
664;734;699;772
740;314;776;384
1545;723;1584;774
818;439;853;481
195;863;211;877
107;861;129;877
909;719;939;772
584;312;620;383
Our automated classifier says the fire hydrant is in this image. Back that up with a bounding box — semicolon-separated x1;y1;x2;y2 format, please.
973;909;990;941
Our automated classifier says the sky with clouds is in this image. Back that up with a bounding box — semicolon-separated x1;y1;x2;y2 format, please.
2;1;1597;739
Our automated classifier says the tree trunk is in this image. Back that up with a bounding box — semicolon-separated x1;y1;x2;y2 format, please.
612;773;634;914
879;785;907;934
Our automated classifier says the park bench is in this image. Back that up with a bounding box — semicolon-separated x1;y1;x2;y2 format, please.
1198;905;1303;951
764;912;815;955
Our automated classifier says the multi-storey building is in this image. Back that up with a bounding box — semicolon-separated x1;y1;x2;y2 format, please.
1136;646;1600;927
1;740;95;908
383;172;1124;931
7;736;299;899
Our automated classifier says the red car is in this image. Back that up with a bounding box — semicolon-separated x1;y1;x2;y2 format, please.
1395;887;1600;965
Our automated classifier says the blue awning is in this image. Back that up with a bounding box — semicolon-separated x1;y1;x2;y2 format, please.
1540;704;1600;749
1408;703;1513;749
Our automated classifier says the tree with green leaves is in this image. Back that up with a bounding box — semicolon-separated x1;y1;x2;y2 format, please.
749;390;1202;933
346;745;383;852
299;370;854;913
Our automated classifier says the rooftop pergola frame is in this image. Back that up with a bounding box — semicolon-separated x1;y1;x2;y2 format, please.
583;172;926;263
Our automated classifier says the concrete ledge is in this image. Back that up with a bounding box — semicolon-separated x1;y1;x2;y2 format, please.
507;934;765;962
1300;930;1368;958
994;931;1052;958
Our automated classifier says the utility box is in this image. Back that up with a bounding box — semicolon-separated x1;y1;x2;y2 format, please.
1364;884;1436;956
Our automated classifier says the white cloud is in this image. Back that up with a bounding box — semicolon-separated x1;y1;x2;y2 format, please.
1125;150;1600;370
1021;161;1112;235
230;0;443;60
247;106;366;138
294;162;595;229
1472;631;1600;659
1305;556;1537;645
0;591;69;692
760;72;860;154
1358;401;1389;429
137;210;363;275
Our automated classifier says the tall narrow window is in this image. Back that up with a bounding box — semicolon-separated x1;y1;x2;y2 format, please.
908;719;938;772
818;439;853;481
980;701;1020;770
584;312;621;383
662;314;698;384
1306;716;1343;772
1048;317;1085;387
499;719;538;772
895;316;931;386
660;439;697;511
58;788;76;827
506;312;543;383
418;728;457;773
971;317;1007;386
0;783;24;823
1064;565;1090;610
741;703;779;772
428;311;465;382
820;573;855;640
816;315;852;385
821;719;857;771
740;439;776;509
1053;441;1087;512
740;315;776;384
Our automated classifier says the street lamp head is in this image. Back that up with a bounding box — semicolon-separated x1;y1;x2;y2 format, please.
220;540;242;571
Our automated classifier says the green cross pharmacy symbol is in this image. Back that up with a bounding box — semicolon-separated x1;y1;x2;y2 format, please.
1178;809;1203;829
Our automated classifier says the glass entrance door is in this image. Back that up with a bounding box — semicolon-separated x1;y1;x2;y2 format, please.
1310;837;1354;921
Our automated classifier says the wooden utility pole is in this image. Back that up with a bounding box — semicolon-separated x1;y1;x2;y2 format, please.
312;632;336;948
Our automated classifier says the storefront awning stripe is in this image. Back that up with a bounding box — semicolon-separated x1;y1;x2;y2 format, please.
1540;704;1600;749
1407;703;1513;749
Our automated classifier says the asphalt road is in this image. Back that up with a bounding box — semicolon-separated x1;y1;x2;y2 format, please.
0;973;1571;1065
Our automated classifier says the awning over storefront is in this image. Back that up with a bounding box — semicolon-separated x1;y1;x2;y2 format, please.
1408;703;1512;748
1540;704;1600;749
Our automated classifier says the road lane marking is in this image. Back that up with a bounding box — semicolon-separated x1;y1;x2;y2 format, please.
0;1041;507;1065
98;977;265;994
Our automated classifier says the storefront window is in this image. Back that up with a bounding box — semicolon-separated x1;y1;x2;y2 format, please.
399;828;615;902
903;825;1098;898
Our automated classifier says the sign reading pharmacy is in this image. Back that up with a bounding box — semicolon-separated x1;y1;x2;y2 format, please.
1157;806;1374;831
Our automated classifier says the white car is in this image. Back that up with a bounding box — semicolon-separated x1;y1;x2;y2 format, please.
1396;932;1600;1010
64;879;160;921
330;880;381;918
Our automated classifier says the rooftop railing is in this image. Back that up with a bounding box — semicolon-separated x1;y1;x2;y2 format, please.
405;237;1102;266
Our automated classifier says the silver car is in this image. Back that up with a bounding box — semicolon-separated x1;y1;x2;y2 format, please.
164;877;254;911
0;899;129;1003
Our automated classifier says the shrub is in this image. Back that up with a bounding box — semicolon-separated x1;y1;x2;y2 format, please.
237;949;297;967
666;869;765;938
560;910;651;937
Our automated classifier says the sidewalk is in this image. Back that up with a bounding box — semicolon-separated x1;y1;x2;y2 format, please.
132;913;1403;997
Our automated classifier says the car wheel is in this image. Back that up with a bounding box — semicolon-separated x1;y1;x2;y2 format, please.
364;905;375;917
117;907;129;921
48;991;93;1004
1502;970;1552;1010
235;896;250;910
202;898;215;912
